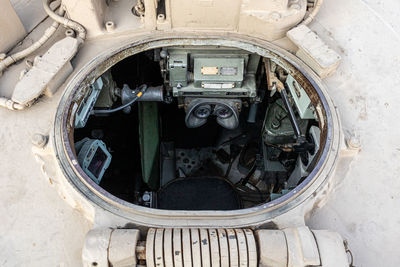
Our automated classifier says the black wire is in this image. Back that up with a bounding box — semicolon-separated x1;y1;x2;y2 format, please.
224;159;234;178
239;162;257;186
250;182;266;202
236;183;266;203
92;84;148;114
233;160;266;203
224;144;242;178
219;132;247;147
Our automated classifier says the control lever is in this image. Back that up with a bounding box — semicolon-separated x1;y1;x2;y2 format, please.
276;84;301;138
264;58;300;137
276;84;315;153
264;58;313;153
293;136;315;153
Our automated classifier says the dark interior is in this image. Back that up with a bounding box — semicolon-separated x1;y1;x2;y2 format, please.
73;48;320;210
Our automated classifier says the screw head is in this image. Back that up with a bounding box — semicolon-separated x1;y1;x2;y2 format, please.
269;12;282;21
346;133;361;150
160;50;168;58
32;134;48;148
142;193;151;202
289;3;301;10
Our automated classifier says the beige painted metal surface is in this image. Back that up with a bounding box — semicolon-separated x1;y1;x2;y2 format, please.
81;227;348;266
59;0;308;41
108;229;140;267
0;0;26;53
62;0;107;36
0;0;399;266
306;1;400;266
287;25;341;78
257;227;348;267
12;37;78;105
82;228;140;267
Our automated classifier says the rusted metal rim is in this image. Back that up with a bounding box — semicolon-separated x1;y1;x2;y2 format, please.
54;33;341;228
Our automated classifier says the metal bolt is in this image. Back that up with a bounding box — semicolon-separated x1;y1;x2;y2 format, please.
65;29;75;38
105;21;115;32
289;3;301;10
271;118;281;129
25;60;33;68
142;192;151;202
0;53;6;60
269;12;282;21
157;14;165;22
160;50;168;59
346;133;361;150
32;134;48;148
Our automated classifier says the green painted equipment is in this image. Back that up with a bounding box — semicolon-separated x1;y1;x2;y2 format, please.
139;102;160;190
165;47;259;99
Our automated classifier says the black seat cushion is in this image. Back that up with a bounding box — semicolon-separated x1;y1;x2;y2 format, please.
157;177;241;210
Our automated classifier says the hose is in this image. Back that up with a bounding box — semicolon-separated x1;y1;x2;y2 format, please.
0;0;87;110
0;97;24;110
0;2;64;76
301;0;323;25
92;84;148;114
0;2;65;110
43;0;86;44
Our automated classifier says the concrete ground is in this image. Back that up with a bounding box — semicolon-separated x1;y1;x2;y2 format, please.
1;0;399;266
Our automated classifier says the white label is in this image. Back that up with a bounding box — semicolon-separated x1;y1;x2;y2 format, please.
202;83;235;89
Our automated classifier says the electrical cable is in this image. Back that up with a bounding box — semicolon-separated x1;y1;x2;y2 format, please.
234;160;266;202
219;132;247;147
239;162;257;186
0;1;64;76
92;84;148;114
43;0;86;43
301;0;324;25
224;144;242;178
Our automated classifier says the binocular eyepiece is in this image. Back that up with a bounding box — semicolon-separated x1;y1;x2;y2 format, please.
185;99;241;130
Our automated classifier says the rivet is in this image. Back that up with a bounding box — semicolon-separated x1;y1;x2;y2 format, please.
269;12;282;21
32;134;48;148
346;133;362;150
289;3;301;10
